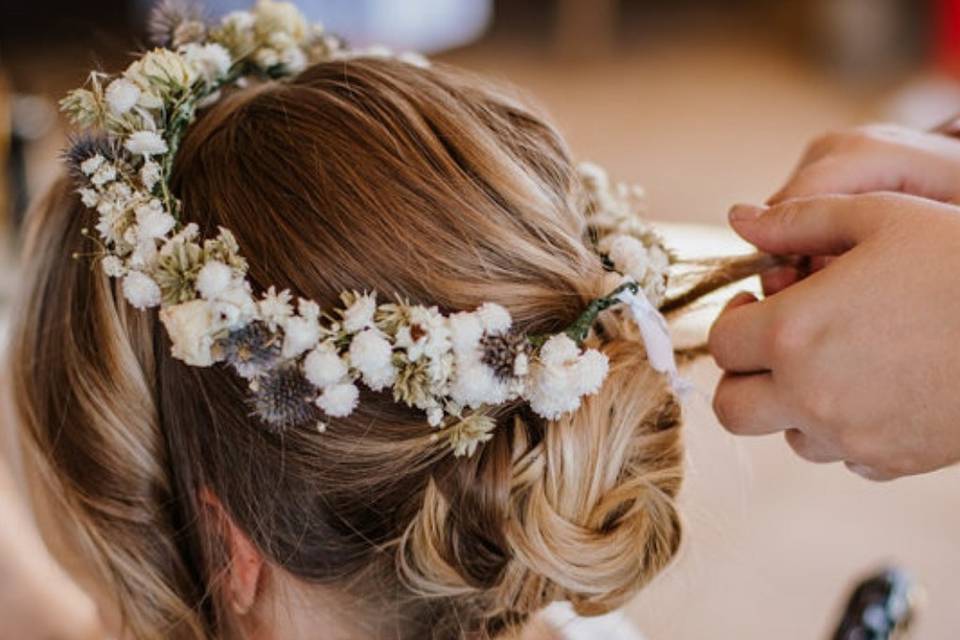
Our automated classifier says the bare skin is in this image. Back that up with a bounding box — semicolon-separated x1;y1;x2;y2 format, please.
710;124;960;481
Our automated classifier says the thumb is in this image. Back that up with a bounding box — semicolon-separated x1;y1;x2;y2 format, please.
728;195;888;256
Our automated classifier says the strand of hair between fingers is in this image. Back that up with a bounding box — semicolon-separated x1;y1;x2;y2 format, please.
660;252;784;315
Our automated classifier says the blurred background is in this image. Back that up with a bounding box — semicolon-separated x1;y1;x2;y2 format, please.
2;1;959;638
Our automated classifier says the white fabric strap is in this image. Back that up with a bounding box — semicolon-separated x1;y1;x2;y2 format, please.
614;286;692;397
541;602;647;640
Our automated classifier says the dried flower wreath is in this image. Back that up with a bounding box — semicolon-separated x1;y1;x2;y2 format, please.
60;0;684;456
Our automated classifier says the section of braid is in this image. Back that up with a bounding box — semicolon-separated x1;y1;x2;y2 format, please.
499;397;682;617
397;345;683;635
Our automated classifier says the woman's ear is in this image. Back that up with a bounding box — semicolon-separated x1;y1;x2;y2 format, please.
199;488;265;615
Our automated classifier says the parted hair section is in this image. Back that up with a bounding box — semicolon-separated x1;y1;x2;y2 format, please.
12;58;684;639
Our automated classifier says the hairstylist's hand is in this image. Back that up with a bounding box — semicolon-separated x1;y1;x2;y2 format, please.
770;124;960;205
0;461;109;640
761;124;960;295
709;193;960;481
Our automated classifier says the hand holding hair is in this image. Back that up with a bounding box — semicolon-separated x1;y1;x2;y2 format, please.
709;193;960;480
760;123;960;296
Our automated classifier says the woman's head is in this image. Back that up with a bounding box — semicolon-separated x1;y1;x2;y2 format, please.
13;58;683;638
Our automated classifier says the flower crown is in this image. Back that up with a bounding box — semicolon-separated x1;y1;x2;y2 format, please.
60;0;682;457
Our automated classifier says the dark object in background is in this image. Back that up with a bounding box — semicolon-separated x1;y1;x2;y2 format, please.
832;568;919;640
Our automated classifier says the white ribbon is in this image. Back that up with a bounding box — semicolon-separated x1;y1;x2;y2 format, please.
614;286;693;398
541;602;647;640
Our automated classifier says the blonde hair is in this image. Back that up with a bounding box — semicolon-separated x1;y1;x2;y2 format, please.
13;58;716;638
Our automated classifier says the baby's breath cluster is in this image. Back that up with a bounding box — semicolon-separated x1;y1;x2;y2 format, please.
232;291;608;442
578;162;673;306
60;0;679;457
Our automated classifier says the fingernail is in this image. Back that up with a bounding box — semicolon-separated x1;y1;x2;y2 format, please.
845;462;887;481
723;291;756;310
729;204;766;222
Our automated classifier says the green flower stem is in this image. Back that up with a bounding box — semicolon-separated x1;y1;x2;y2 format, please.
529;281;640;349
158;66;248;221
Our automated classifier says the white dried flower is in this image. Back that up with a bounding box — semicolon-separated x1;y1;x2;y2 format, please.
125;131;169;157
527;374;580;420
578;161;609;191
91;163;117;187
163;222;200;249
398;51;430;68
122;225;139;247
122;270;162;310
342;292;376;333
159;299;219;366
253;47;280;69
124;48;197;94
303;345;348;389
222;9;255;31
426;405;444;428
129;239;158;270
136;90;165;110
448;414;497;458
254;0;307;40
134;199;175;240
79;188;100;208
105;78;141;115
448;356;508;409
514;352;530;377
101;255;126;278
140;160;162;191
540;333;581;366
259;286;293;331
316;382;359;418
349;329;395;391
395;305;450;362
603;234;649;277
297;298;320;321
447;311;483;355
279;45;306;73
282;314;321;359
95;208;125;245
573;349;609;397
475;302;511;335
96;182;133;215
60;88;101;127
526;335;609;420
181;42;232;83
649;245;669;272
80;154;105;176
196;260;233;300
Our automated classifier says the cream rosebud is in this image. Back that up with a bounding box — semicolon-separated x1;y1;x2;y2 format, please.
160;299;219;366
